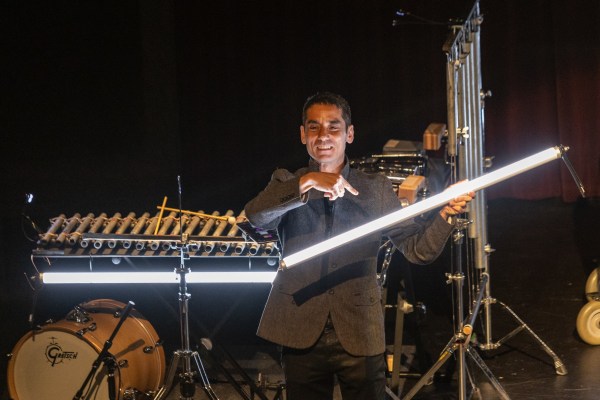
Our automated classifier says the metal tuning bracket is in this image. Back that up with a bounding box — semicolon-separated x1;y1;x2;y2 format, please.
558;145;586;198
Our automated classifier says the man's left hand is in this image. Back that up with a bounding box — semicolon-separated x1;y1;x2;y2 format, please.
439;191;476;220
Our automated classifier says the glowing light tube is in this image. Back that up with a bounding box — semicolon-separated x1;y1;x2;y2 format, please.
41;271;277;284
282;146;564;269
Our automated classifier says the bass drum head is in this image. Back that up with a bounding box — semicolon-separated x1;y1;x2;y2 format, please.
8;327;107;400
7;299;165;400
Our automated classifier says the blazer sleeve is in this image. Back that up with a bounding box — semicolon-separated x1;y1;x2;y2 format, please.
244;168;308;230
378;176;454;265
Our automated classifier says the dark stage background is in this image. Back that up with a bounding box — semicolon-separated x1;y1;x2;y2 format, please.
2;0;599;397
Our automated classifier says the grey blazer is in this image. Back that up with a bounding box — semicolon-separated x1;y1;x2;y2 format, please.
244;158;453;356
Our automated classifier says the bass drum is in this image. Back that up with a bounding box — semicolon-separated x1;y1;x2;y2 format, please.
7;299;165;400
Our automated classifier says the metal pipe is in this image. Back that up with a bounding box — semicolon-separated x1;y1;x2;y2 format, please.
184;211;204;236
162;214;188;251
40;214;66;245
199;211;220;236
198;211;220;253
56;213;81;245
136;212;160;250
124;212;149;249
96;213;121;249
85;213;107;249
248;243;261;256
189;241;202;252
109;212;136;248
68;213;95;245
220;210;244;252
150;211;177;250
212;210;234;237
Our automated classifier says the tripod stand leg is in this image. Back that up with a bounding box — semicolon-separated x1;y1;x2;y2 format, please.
153;349;220;400
209;344;271;400
457;341;468;400
401;340;457;400
465;346;511;400
191;350;220;400
153;351;182;400
385;385;401;400
495;301;567;376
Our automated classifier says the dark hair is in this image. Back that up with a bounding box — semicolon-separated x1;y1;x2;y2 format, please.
302;92;352;128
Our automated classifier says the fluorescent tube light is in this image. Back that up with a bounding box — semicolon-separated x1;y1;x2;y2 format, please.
41;271;277;284
281;146;564;269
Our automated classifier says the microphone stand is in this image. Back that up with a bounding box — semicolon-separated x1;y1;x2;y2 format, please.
73;301;135;400
153;176;219;400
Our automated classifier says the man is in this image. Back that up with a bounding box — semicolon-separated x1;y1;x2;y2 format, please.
244;92;473;400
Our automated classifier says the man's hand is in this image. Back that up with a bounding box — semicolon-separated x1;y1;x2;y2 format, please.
300;172;359;201
439;191;476;220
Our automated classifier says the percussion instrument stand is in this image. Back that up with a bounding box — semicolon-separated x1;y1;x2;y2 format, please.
150;175;219;400
73;301;135;400
476;149;579;376
402;220;510;400
154;239;219;400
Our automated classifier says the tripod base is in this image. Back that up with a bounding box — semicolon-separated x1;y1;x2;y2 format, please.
479;299;567;376
154;349;219;400
401;335;510;400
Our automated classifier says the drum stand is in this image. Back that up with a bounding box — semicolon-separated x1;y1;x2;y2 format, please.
153;240;220;400
402;220;510;400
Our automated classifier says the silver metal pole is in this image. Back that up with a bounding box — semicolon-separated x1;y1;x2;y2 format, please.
440;1;566;379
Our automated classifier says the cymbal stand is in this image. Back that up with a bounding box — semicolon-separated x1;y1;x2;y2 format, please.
154;176;220;400
402;219;510;400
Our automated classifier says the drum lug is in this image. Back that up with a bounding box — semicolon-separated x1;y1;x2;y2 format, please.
66;305;90;323
118;359;129;368
76;322;97;336
144;339;163;353
122;388;138;399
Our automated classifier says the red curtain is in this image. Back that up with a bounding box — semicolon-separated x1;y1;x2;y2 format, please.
482;1;600;201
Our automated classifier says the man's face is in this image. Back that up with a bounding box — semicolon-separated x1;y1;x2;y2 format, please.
300;103;354;172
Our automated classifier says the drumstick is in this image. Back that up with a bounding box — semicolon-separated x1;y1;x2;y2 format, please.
155;206;236;225
154;196;168;235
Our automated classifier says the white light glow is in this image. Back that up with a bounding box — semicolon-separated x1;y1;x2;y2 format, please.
282;146;563;269
41;271;277;284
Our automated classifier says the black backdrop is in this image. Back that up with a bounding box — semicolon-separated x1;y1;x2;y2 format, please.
2;0;599;395
4;1;598;214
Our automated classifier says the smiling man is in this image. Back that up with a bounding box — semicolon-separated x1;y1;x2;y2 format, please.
244;92;473;400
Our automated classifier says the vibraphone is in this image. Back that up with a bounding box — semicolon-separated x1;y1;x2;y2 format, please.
11;208;281;400
32;208;280;278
